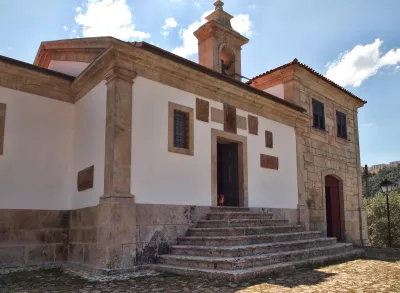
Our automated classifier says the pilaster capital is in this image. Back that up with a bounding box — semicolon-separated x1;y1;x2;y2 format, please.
104;67;137;84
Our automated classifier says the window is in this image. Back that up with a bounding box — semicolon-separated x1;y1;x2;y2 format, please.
336;111;347;139
312;99;325;130
173;110;189;149
168;102;194;156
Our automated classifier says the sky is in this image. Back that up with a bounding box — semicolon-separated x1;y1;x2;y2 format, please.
0;0;399;166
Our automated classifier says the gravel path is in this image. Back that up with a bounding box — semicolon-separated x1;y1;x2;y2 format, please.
1;259;399;292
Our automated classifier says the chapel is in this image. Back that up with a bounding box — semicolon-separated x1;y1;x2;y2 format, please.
0;1;368;279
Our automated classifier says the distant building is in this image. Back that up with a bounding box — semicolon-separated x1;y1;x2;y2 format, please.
367;161;400;174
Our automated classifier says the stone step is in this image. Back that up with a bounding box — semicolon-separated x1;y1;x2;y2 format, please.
189;225;305;237
210;207;250;212
170;238;337;257
178;231;324;246
208;212;273;220
155;249;365;282
197;219;287;228
159;243;353;270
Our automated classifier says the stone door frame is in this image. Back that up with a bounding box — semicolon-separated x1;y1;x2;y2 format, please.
211;128;248;207
321;169;346;242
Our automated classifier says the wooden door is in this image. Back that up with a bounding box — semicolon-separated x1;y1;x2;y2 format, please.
325;176;342;241
217;143;239;207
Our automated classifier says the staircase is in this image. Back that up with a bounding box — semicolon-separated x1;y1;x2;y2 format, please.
155;207;364;282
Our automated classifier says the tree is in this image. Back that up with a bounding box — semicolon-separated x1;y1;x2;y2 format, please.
364;191;400;247
362;166;400;198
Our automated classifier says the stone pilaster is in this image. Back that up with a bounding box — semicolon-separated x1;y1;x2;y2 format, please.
353;110;370;246
102;67;137;199
96;67;138;271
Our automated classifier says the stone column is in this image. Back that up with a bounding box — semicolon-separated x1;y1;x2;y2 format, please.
95;67;138;271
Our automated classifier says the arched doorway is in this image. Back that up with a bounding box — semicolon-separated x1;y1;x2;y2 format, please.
325;175;343;241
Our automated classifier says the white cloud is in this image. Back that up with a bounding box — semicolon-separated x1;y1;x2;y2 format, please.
161;17;178;36
63;25;69;31
172;11;253;58
231;14;253;37
325;39;400;87
75;0;150;41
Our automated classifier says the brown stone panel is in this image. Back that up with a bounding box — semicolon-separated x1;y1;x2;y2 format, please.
0;103;5;155
211;107;223;124
196;98;209;122
224;103;237;134
248;115;258;135
237;115;247;130
265;130;273;148
260;154;279;170
77;165;94;192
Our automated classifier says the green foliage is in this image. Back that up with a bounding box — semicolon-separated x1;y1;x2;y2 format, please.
364;191;400;248
362;166;400;197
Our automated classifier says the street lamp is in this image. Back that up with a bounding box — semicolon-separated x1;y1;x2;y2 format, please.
380;179;398;247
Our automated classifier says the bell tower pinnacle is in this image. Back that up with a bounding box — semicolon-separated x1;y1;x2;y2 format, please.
194;1;249;81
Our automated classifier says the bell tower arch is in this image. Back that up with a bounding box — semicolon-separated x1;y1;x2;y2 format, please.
194;1;249;81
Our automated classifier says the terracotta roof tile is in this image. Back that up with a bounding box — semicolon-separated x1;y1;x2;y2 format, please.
247;59;366;104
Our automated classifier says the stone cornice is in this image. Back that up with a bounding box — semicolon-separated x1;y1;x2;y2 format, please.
0;56;73;103
110;43;309;127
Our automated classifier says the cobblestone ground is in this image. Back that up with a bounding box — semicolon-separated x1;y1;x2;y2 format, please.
1;259;400;293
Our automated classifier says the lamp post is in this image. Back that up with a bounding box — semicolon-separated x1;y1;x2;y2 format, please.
380;179;398;247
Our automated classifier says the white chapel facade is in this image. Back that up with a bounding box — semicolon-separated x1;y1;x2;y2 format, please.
0;1;368;274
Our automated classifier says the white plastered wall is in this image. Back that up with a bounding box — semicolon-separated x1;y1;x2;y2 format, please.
48;61;89;77
71;82;106;209
264;84;284;99
0;86;74;210
131;77;298;209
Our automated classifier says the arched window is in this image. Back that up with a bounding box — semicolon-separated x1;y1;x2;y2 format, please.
220;47;235;77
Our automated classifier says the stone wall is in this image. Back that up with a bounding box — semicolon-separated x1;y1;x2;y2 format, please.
66;203;210;273
68;206;98;270
249;64;368;244
135;204;211;265
0;210;69;269
294;67;367;244
362;246;400;261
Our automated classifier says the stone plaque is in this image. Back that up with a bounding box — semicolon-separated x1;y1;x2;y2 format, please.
260;154;279;170
265;130;273;148
77;165;94;192
0;103;5;155
248;115;258;135
196;98;209;122
237;115;247;130
224;103;237;134
211;107;223;124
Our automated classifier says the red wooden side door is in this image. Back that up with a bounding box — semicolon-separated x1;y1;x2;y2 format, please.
325;176;342;241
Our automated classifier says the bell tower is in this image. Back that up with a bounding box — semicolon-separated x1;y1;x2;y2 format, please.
194;1;249;81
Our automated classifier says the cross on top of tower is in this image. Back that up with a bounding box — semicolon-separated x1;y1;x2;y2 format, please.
214;0;224;11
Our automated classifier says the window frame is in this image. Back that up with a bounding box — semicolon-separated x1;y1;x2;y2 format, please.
336;110;348;140
312;98;326;131
168;102;194;156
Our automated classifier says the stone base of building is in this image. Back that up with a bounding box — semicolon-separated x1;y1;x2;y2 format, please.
0;203;367;273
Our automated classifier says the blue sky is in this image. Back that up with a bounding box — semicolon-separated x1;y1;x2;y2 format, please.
0;0;399;166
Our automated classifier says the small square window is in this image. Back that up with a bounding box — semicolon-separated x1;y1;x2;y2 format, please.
336;111;347;139
312;99;325;131
168;102;194;156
